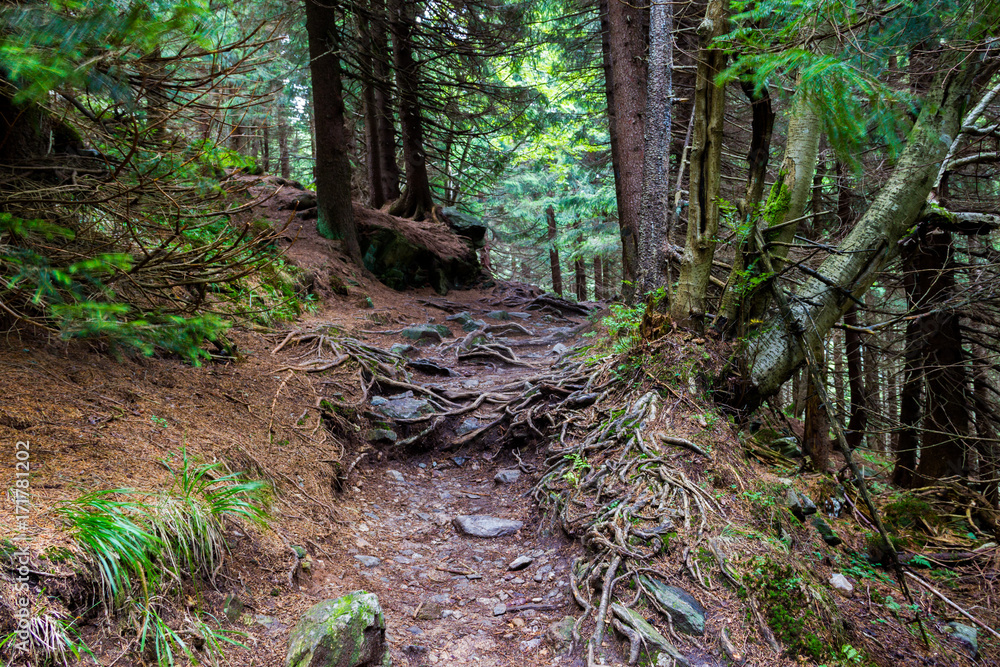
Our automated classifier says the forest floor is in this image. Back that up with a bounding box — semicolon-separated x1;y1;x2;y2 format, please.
1;198;997;667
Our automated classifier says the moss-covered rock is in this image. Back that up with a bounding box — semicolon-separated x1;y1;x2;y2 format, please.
286;592;391;667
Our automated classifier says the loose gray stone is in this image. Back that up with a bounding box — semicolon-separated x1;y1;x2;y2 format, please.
365;429;397;443
494;469;521;484
376;396;434;420
611;604;690;667
387;470;405;482
254;614;285;635
456;418;481;436
638;575;706;636
551;343;568;356
829;573;854;597
493;603;507;616
401;324;452;343
508;555;533;571
223;594;244;622
389;343;418;358
508;312;531;320
461;379;480;389
787;489;818;520
520;638;543;652
486;310;511;320
453;515;523;538
547;616;575;650
444;312;487;332
945;621;978;658
285;592;391;667
811;516;843;546
354;555;381;568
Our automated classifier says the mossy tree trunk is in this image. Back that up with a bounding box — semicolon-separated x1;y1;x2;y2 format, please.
744;52;980;405
671;0;727;329
546;205;563;296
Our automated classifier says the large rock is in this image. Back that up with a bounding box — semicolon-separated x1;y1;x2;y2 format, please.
453;515;523;538
446;312;487;332
359;225;479;294
286;592;392;667
811;516;843;546
945;621;978;658
440;207;488;248
638;576;706;636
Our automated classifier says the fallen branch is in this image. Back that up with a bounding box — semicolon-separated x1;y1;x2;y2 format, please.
904;571;1000;641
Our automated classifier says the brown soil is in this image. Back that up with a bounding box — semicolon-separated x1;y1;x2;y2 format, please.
0;264;594;666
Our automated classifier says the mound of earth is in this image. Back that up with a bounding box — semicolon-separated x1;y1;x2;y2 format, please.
233;174;484;296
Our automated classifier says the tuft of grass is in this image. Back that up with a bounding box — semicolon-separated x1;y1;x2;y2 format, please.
150;449;270;581
56;448;270;666
58;492;161;606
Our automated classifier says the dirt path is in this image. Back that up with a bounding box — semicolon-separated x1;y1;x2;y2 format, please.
287;294;593;666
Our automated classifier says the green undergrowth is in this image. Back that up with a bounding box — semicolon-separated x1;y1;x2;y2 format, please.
1;448;270;667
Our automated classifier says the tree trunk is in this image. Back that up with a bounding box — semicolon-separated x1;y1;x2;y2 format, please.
601;256;613;300
671;0;727;328
893;318;922;487
261;121;270;173
546;205;563;296
734;72;823;324
358;3;384;208
791;368;805;419
593;256;604;300
718;81;775;327
804;338;831;471
862;294;881;450
372;0;399;203
972;354;998;507
744;53;980;404
387;0;433;219
599;0;646;299
573;219;586;301
832;329;845;423
277;114;291;179
911;227;969;482
636;0;673;296
844;306;867;449
305;0;362;261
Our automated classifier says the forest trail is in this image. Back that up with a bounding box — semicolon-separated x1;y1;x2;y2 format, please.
297;290;595;667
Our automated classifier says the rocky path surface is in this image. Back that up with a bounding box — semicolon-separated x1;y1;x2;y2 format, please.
302;294;593;666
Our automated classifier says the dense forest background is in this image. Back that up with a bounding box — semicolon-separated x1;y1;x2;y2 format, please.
4;0;998;500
